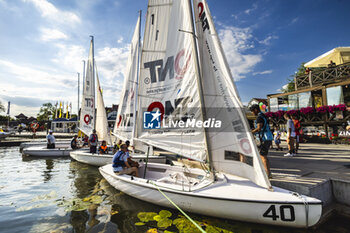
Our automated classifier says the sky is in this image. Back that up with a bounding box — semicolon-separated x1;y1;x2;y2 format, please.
1;0;350;117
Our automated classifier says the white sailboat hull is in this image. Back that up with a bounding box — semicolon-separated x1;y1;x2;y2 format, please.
99;163;322;228
23;146;72;157
70;150;166;166
20;141;70;152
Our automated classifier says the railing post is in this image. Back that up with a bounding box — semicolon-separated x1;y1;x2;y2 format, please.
308;71;313;87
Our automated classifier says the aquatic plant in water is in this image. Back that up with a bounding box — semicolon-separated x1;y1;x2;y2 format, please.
136;210;237;233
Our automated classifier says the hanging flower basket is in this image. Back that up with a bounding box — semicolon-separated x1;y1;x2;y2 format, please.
300;107;314;115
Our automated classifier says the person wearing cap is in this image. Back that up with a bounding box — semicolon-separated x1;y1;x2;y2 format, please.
112;144;139;177
47;130;56;149
250;104;273;178
71;135;79;150
88;129;99;153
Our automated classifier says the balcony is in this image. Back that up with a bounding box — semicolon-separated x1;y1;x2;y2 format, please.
295;62;350;90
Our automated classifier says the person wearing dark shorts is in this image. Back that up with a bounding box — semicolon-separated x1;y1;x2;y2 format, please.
250;104;273;178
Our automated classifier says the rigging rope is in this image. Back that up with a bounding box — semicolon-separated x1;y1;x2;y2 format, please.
292;192;309;227
149;181;206;233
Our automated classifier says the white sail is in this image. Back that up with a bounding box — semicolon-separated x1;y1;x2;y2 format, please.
113;14;141;143
135;0;208;161
193;0;271;189
79;38;95;136
95;64;112;144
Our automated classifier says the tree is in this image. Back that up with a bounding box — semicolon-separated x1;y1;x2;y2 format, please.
0;101;5;112
282;62;307;93
37;103;56;121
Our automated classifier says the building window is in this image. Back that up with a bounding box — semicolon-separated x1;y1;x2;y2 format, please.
342;85;350;106
327;86;344;105
278;96;288;111
298;92;312;108
270;98;278;112
288;94;298;110
312;90;323;108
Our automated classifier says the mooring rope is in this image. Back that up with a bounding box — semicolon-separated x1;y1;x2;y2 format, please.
292;192;309;227
149;181;206;233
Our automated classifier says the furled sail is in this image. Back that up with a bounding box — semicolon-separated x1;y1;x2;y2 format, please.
135;0;207;161
113;14;141;143
95;63;112;144
79;38;95;136
193;0;271;189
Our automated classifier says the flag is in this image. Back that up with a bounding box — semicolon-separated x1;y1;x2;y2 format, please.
7;101;10;115
55;102;58;119
59;102;62;118
66;102;69;119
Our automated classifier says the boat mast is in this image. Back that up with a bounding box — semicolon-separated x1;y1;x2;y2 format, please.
187;0;215;177
90;35;96;131
77;72;80;120
132;10;142;142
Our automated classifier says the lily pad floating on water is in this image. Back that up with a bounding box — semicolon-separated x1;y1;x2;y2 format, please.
135;222;145;226
137;212;158;222
57;195;103;212
146;228;158;233
156;217;172;229
159;210;172;218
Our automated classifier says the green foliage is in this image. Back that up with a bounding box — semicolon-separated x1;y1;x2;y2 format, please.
0;101;5;112
37;102;56;121
282;62;307;93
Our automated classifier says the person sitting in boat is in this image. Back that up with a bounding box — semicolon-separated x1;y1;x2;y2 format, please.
46;130;55;149
88;130;98;153
99;140;108;154
125;140;135;151
83;135;89;146
112;144;139;177
71;135;79;150
113;139;122;154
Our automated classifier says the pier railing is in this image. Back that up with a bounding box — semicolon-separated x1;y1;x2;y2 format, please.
295;62;350;90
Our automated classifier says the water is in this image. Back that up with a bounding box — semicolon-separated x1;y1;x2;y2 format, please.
0;147;348;233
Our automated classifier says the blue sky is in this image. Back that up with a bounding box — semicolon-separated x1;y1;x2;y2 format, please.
0;0;349;117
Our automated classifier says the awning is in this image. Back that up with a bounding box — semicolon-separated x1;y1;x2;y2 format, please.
304;47;350;68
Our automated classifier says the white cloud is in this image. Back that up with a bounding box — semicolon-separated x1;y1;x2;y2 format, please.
244;3;257;15
253;70;273;75
117;37;124;44
219;26;262;81
52;43;85;72
23;0;81;25
259;35;278;45
40;28;68;41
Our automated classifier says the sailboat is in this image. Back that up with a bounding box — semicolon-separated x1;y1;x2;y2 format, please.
99;0;322;227
70;35;165;166
112;11;165;163
70;36;114;165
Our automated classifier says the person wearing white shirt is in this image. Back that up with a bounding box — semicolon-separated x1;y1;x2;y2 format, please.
284;113;295;157
47;130;56;149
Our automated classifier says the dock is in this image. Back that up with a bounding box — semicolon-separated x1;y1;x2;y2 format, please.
0;132;75;147
269;142;350;223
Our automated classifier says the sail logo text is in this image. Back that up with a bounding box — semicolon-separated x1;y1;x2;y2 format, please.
143;49;191;83
143;111;221;129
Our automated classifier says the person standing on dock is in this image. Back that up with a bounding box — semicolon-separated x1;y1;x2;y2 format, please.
292;115;301;154
250;104;273;178
284;113;296;157
88;129;98;154
46;130;55;149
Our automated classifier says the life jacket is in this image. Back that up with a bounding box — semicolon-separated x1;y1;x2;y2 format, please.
100;145;108;153
91;134;97;143
255;112;273;141
113;151;126;168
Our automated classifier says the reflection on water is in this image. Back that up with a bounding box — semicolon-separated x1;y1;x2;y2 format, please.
0;147;348;233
